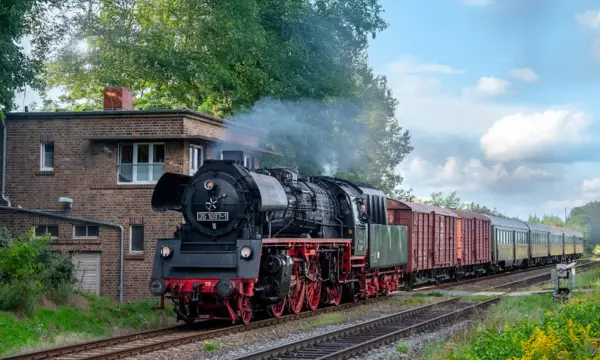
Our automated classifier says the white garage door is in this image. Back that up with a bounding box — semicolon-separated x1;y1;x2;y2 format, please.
71;253;101;296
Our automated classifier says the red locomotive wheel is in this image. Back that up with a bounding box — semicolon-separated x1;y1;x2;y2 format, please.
288;280;306;314
305;260;322;311
269;298;287;318
238;296;253;325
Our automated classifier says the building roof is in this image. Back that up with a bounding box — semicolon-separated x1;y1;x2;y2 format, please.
5;108;266;134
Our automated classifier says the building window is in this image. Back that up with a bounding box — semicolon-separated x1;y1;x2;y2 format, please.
34;225;58;239
118;143;165;184
130;225;144;252
73;225;99;238
244;155;252;169
40;142;54;171
190;145;203;175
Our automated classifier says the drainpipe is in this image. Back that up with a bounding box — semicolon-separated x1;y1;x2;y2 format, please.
0;116;10;207
0;205;125;303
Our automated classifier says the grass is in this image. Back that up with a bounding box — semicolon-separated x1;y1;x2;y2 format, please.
418;290;600;359
396;343;409;353
203;341;220;351
0;291;174;357
300;313;348;330
459;294;494;303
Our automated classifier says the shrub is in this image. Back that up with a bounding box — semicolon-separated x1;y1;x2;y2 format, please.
0;229;77;313
0;227;12;248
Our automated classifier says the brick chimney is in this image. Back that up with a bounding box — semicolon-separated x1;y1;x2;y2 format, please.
103;87;133;111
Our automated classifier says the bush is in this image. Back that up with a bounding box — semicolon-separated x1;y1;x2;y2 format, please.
447;296;600;360
593;245;600;257
0;229;77;314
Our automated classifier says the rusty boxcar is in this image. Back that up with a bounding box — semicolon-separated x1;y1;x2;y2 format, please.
386;199;457;290
451;209;491;278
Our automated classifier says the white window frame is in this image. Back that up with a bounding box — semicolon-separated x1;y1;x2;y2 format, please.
244;155;252;169
189;144;204;175
220;151;224;160
129;224;144;253
117;142;165;184
73;225;100;239
34;225;59;239
40;142;55;171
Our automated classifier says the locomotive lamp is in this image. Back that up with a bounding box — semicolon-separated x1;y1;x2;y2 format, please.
160;245;173;258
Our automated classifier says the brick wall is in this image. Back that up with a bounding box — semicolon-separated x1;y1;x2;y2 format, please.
0;208;122;300
0;112;264;302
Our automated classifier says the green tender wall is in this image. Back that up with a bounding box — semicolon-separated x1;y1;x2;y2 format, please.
368;224;408;269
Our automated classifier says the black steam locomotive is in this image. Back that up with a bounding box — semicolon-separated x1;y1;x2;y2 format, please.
148;152;407;324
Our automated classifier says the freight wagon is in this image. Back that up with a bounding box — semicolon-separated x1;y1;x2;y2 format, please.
386;199;586;289
386;200;458;289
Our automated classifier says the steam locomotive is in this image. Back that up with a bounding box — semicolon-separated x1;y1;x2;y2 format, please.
148;153;407;324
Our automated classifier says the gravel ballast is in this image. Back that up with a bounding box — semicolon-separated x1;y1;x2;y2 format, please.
125;295;453;360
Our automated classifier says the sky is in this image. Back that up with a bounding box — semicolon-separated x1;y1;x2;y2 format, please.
13;0;600;220
364;0;600;220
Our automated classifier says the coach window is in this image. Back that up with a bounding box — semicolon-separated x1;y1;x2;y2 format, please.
130;225;144;253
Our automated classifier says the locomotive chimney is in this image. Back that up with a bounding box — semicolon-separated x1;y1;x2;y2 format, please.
103;87;133;111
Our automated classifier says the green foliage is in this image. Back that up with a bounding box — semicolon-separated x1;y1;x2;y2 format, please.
43;0;414;195
594;245;600;257
0;293;172;356
203;341;220;352
527;213;564;227
396;343;409;353
417;191;504;217
0;229;76;314
446;296;600;360
0;0;72;113
421;294;600;360
0;227;13;248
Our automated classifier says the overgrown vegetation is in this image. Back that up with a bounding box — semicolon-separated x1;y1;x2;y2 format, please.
420;293;600;359
0;228;76;314
0;228;172;356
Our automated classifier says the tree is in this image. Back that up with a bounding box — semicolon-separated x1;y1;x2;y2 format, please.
0;0;71;115
423;191;464;209
43;0;413;196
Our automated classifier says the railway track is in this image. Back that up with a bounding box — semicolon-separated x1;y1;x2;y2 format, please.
229;260;600;360
4;259;597;360
230;297;498;360
1;298;386;360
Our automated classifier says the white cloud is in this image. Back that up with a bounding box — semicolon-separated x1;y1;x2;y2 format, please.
402;156;552;192
509;68;540;82
582;178;600;193
576;10;600;29
474;76;510;96
461;0;491;6
480;110;591;162
389;56;465;75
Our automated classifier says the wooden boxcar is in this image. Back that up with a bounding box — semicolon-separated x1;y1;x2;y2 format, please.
484;215;529;269
387;200;457;288
451;209;491;276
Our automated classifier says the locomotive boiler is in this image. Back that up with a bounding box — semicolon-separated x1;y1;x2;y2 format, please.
148;154;408;325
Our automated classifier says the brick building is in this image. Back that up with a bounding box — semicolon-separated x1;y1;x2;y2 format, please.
0;88;277;302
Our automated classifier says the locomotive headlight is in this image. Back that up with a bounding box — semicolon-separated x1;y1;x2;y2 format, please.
160;245;173;258
204;180;214;190
240;246;252;260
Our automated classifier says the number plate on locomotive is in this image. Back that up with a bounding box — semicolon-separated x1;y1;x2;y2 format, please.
197;212;229;221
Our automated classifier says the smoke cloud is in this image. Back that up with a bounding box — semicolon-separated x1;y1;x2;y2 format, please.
219;96;370;177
